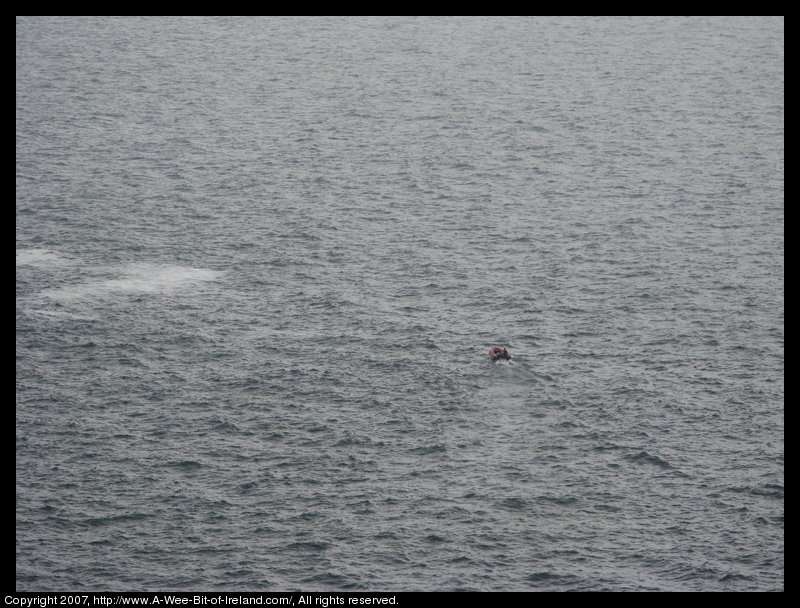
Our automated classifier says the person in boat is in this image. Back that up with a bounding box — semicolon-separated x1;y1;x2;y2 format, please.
488;346;512;361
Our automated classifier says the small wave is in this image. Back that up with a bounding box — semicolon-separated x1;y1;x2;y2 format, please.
409;444;446;455
497;497;528;510
718;572;752;583
300;571;360;589
165;459;203;470
725;483;784;499
538;495;578;506
526;571;574;582
286;541;331;552
83;512;150;527
623;451;671;468
750;483;784;499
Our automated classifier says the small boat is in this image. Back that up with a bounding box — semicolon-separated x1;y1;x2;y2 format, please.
488;346;512;361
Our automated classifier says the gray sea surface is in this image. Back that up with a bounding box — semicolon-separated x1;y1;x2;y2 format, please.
16;16;783;592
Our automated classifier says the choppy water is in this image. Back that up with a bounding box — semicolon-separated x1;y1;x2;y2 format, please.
16;16;783;592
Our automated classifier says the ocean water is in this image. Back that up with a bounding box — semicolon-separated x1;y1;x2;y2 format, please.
16;16;783;592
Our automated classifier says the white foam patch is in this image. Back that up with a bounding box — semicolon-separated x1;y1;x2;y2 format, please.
16;248;70;268
103;263;224;294
43;263;224;301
